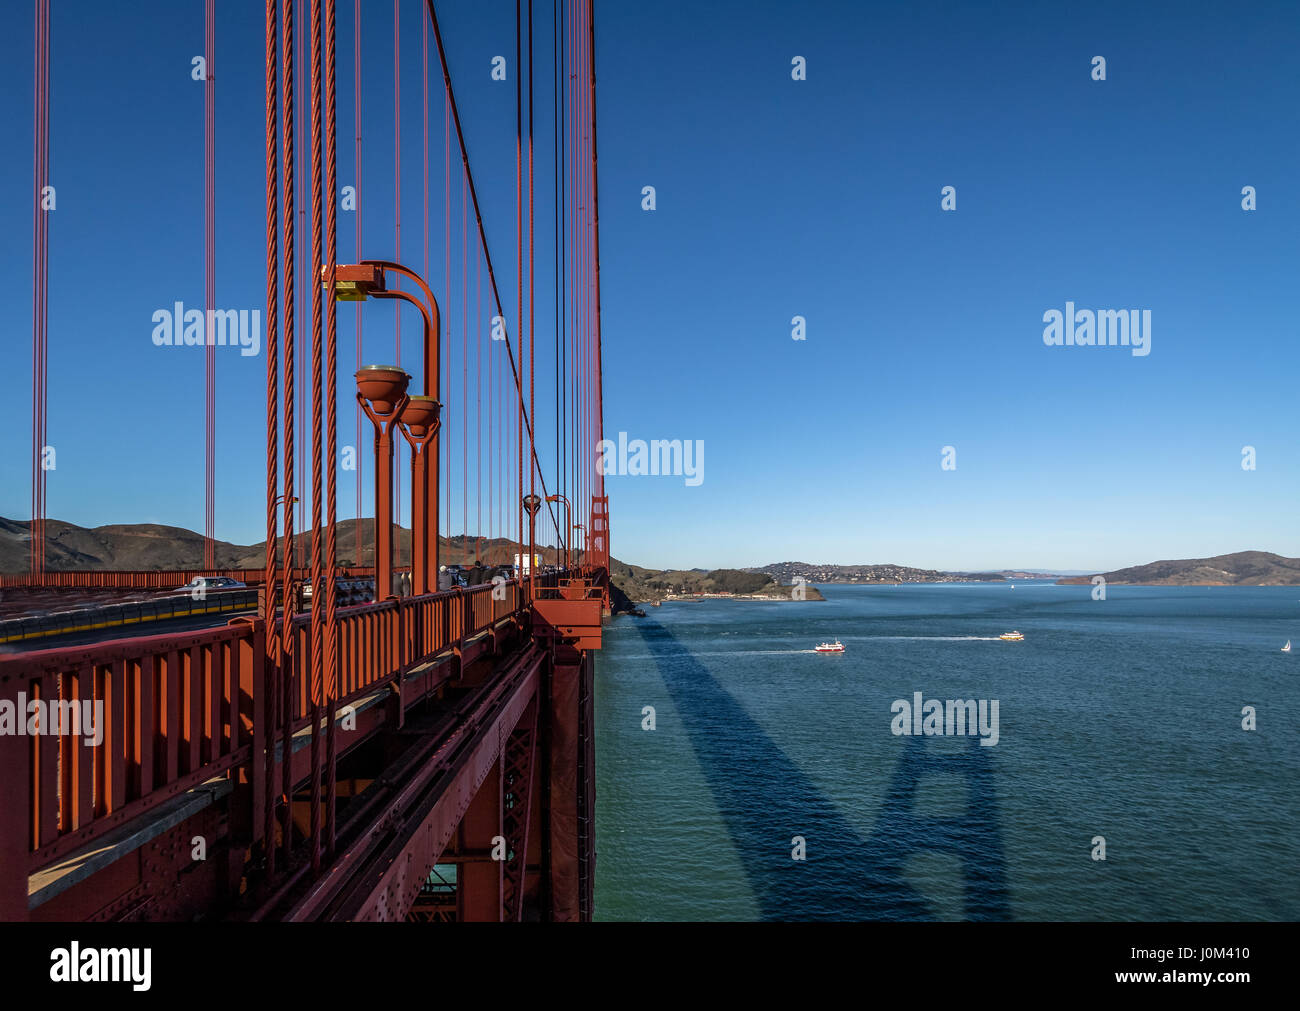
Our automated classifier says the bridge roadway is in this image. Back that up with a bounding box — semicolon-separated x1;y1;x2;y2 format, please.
0;606;259;655
0;577;380;653
0;573;605;921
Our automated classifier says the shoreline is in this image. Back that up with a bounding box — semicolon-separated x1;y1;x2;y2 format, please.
1054;581;1300;588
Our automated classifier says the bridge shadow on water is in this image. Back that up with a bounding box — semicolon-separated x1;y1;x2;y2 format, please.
635;618;1011;921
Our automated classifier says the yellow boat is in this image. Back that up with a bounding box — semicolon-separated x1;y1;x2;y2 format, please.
998;631;1024;642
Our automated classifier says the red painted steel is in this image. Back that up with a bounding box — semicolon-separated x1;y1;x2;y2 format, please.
0;567;403;591
532;578;602;650
1;577;539;916
360;260;444;583
357;368;411;604
7;0;607;924
204;0;217;571
397;397;439;594
299;646;544;921
500;694;538;920
2;624;258;871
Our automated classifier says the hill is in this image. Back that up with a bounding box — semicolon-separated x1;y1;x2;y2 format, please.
607;558;823;606
1056;551;1300;586
0;515;561;573
751;561;1004;584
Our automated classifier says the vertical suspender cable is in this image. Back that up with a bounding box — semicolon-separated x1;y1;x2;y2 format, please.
462;171;468;540
423;5;429;561
444;89;451;548
262;0;281;869
423;13;428;318
393;0;402;534
354;0;363;566
307;0;324;874
553;0;561;560
569;0;576;543
527;0;535;566
476;237;481;542
586;0;592;537
296;0;306;572
323;0;340;856
588;0;605;566
278;0;297;870
514;0;523;568
558;0;567;563
30;0;50;581
204;0;216;570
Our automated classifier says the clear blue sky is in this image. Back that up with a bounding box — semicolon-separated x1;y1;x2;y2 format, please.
2;0;1298;573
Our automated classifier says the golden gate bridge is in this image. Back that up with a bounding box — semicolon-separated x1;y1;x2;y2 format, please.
2;0;608;922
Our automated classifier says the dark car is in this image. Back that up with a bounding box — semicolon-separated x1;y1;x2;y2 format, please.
174;576;246;594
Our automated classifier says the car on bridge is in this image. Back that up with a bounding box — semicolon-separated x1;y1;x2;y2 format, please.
173;576;247;594
297;577;377;608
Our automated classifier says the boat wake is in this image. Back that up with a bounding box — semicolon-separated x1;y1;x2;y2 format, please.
612;639;1015;661
860;635;1008;642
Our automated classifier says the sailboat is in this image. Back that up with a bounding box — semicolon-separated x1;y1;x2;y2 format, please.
1283;640;1291;653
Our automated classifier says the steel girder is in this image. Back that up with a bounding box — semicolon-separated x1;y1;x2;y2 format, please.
281;643;544;921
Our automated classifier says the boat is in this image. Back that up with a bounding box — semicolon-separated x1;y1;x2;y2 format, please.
814;640;845;653
1283;640;1292;653
998;631;1024;642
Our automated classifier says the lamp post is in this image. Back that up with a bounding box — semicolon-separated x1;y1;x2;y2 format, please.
325;260;441;591
572;523;587;570
396;396;441;594
546;493;572;570
356;365;411;601
522;493;541;588
269;490;297;581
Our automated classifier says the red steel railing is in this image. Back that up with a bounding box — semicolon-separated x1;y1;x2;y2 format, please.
6;623;259;871
0;566;403;591
0;577;537;908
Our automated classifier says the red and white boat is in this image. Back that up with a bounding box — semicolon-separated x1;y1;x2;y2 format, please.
814;640;844;653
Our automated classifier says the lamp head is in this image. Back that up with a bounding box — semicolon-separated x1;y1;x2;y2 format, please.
355;365;412;415
399;396;441;437
325;263;387;301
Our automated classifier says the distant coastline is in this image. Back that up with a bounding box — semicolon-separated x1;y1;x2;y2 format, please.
6;519;1296;600
1054;551;1300;587
611;551;1300;610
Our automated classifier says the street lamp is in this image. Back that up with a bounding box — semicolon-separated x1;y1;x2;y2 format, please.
545;493;572;570
356;365;411;600
396;395;441;594
522;493;541;583
331;262;387;301
324;260;441;591
572;523;587;569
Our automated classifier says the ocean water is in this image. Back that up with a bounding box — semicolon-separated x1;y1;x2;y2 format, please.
592;583;1300;921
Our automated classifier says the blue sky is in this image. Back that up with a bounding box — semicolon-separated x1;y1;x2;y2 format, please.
2;0;1298;572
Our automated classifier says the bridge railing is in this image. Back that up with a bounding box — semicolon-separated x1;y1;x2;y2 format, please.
0;577;539;915
0;567;405;591
0;623;259;877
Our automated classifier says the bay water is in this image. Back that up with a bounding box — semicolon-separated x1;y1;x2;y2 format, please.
593;583;1299;920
